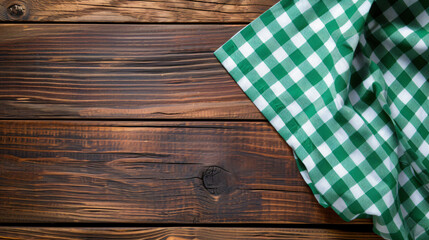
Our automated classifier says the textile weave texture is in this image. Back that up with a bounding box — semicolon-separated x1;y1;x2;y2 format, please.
214;0;429;239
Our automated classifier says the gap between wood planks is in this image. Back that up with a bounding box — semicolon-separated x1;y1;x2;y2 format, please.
0;223;374;229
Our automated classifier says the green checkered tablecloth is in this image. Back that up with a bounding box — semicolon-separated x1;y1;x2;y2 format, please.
214;0;429;239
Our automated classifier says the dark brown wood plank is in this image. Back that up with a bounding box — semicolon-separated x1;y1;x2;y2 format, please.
0;227;382;239
0;24;263;120
0;0;278;23
0;120;371;224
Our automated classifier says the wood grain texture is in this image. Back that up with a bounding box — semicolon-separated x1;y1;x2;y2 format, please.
0;120;371;224
0;0;278;22
0;227;382;239
0;24;264;120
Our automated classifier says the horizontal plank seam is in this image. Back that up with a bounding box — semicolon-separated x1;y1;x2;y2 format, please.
0;22;249;25
0;223;374;230
0;118;267;122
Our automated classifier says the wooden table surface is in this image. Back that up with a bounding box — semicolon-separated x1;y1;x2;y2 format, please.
0;0;382;239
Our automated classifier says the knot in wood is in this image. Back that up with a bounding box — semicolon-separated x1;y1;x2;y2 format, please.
8;4;25;17
202;166;229;195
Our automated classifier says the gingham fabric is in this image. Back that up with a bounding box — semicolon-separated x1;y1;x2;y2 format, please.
214;0;429;239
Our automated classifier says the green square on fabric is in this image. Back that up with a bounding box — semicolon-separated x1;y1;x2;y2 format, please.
254;78;270;93
223;40;238;53
241;26;257;41
260;10;276;25
237;59;253;75
274;30;290;45
255;44;272;60
271;64;287;80
288;84;304;99
332;178;348;196
270;98;286;114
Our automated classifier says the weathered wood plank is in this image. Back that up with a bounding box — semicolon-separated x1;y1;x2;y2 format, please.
0;24;264;120
0;227;382;239
0;120;371;224
0;0;277;23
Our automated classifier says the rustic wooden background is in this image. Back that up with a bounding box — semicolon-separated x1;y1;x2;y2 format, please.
0;0;382;239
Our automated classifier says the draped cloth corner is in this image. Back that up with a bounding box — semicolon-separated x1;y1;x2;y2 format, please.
214;0;429;239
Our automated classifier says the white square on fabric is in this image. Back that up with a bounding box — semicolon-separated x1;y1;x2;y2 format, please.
340;20;353;34
389;103;400;118
239;42;254;58
318;142;332;158
399;171;410;187
287;135;301;150
325;37;336;52
308;52;323;68
253;95;269;111
290;67;305;82
222;57;236;71
273;47;288;63
335;57;349;74
277;12;291;27
393;213;403;228
384;71;396;86
403;122;417;139
398;89;413;104
255;62;270;77
411;162;423;174
333;197;347;212
362;107;377;123
414;39;427;55
350;114;364;130
350;184;365;199
323;72;334;87
413;72;426;88
304;86;321;103
382;191;394;208
418;141;429;157
416;107;428;122
383;6;398;22
367;135;380;150
334;128;348;144
350;149;365;165
270;81;286;96
330;3;345;18
291;32;306;48
237;76;252;91
348;90;360;105
286;101;303;117
296;0;311;13
397;54;411;70
257;27;273;43
315;177;331;194
398;26;413;38
309;18;324;33
333;163;348;178
362;75;375;90
379;125;393;141
317;106;333;122
270;115;285;131
410;190;424;206
366;170;382;187
302;120;316;136
416;10;429;27
334;95;344;110
383;157;395;172
358;1;372;15
366;204;381;216
302;155;316;172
